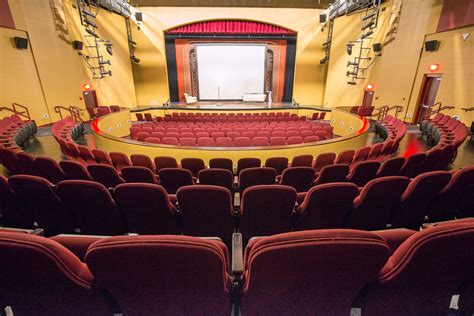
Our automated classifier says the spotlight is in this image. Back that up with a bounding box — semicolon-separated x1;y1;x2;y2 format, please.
366;83;375;91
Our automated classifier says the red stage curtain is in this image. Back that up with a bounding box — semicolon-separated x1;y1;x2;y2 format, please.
167;20;295;35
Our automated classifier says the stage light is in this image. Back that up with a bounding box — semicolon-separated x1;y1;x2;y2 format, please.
366;83;375;91
429;63;440;72
82;82;92;91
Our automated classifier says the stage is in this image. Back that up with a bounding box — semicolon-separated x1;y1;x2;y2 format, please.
134;102;330;112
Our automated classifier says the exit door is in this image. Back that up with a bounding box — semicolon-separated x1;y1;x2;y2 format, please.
414;75;442;124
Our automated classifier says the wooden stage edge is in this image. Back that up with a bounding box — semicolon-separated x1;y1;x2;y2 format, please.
133;102;331;112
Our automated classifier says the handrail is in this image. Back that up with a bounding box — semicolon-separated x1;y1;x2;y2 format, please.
373;105;404;121
11;103;31;121
54;105;84;122
0;103;31;121
422;102;455;120
461;107;474;113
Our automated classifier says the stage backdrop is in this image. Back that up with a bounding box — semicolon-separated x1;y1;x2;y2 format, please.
164;20;297;103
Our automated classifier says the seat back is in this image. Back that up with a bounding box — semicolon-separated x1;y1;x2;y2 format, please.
16;152;36;175
0;175;33;228
209;158;233;172
428;165;474;221
0;232;112;315
362;222;474;315
130;154;155;171
314;163;349;185
157;168;194;194
376;156;405;177
198;168;234;193
56;180;125;235
334;149;355;165
86;235;231;315
240;185;297;242
347;161;381;186
87;164;125;188
347;176;409;230
154;156;178;172
8;175;75;236
121;166;157;184
399;152;426;178
264;157;288;175
238;167;277;193
296;183;358;230
280;167;315;192
91;149;113;165
177;185;234;244
312;152;336;172
59;160;93;181
181;158;206;177
391;171;452;229
290;155;313;167
34;157;66;184
114;183;178;234
241;230;390;315
236;158;261;175
352;146;371;165
109;152;132;171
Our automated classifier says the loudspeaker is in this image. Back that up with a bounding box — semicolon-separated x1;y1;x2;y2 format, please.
13;37;28;49
425;40;440;52
319;14;327;23
72;40;83;50
135;12;142;22
373;43;382;52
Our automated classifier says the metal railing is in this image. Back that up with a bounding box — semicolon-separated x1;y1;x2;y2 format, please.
0;103;31;121
373;105;403;121
54;105;84;122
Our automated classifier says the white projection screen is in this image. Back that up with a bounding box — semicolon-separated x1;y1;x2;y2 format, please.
196;44;266;100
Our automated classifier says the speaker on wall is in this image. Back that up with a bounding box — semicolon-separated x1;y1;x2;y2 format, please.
425;40;440;52
373;43;382;53
319;14;327;23
13;37;28;49
135;12;143;22
72;40;83;50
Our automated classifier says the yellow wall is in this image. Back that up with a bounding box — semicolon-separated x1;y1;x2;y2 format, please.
323;0;440;112
0;26;50;123
407;25;474;124
1;0;137;123
131;7;327;106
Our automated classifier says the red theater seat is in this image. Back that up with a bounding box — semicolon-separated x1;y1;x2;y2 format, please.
279;166;315;193
181;158;206;177
347;161;381;187
209;158;233;172
130;154;156;171
264;157;288;175
87;164;125;188
177;185;234;244
347;176;410;230
109;152;132;171
121;166;159;184
0;232;113;315
399;152;426;178
34;156;67;184
92;149;113;166
239;185;297;243
154;156;178;172
314;163;349;185
312;152;336;172
113;183;178;234
8;175;75;236
56;180;126;235
361;222;474;315
157;168;194;194
0;176;33;229
86;235;231;315
198;168;234;193
59;160;93;181
290;154;313;167
236;158;261;175
391;171;452;230
238;167;277;193
376;157;405;177
241;230;390;315
296;183;358;230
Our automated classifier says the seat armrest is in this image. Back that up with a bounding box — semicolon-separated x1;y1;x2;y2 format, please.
375;229;417;254
51;234;108;261
232;233;243;277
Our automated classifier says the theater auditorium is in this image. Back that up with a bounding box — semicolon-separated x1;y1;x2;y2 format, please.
0;0;473;314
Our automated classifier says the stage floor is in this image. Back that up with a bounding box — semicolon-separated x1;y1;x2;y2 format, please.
136;102;329;111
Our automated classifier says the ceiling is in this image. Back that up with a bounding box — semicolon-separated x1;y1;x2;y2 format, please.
133;0;331;9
